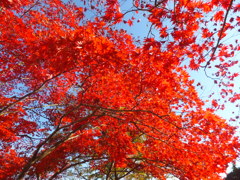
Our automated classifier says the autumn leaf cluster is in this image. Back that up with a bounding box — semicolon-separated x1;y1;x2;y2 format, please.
0;0;240;179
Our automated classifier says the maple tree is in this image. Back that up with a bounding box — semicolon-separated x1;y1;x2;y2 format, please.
1;0;240;179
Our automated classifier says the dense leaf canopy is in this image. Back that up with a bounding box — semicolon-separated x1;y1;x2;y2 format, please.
0;0;240;179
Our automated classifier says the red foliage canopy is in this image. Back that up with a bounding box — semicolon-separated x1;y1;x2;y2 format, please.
0;0;239;179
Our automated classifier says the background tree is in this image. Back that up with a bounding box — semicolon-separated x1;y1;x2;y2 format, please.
0;0;240;179
226;164;240;180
